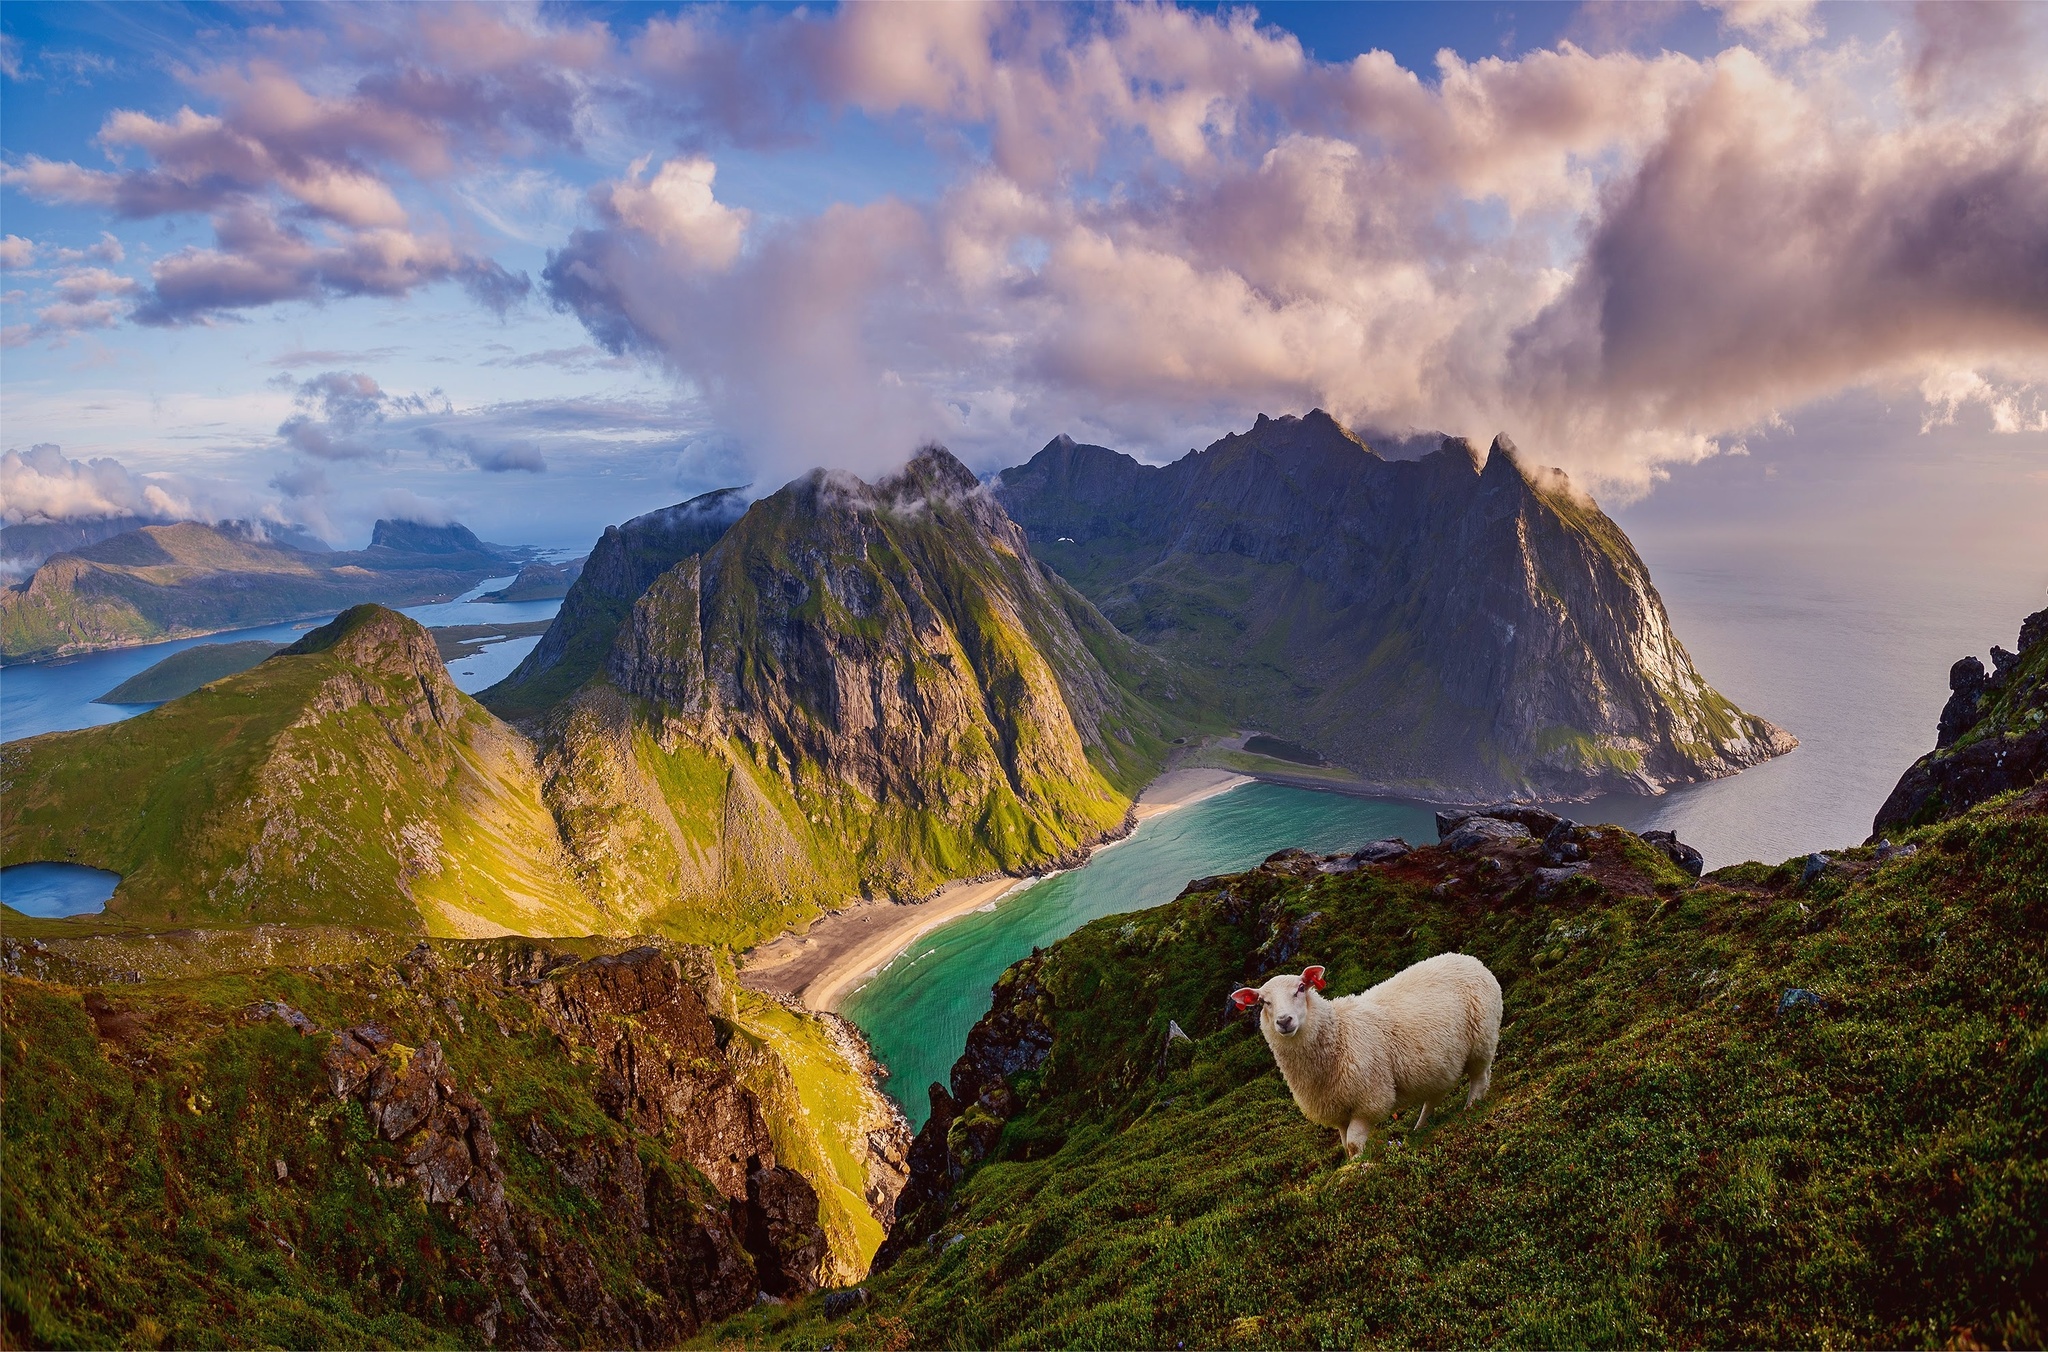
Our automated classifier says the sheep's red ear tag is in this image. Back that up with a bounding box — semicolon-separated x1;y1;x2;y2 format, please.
1301;966;1327;991
1230;988;1261;1010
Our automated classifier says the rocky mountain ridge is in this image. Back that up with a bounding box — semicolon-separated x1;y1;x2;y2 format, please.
531;447;1186;937
1873;599;2048;834
995;409;1794;801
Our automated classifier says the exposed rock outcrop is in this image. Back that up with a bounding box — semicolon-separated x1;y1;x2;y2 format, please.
873;953;1055;1269
320;942;832;1344
484;487;748;718
1874;601;2048;835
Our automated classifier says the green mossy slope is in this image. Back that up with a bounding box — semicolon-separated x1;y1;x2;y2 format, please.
721;792;2047;1349
2;606;601;937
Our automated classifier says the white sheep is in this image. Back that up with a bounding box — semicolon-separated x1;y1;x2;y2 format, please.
1231;953;1502;1163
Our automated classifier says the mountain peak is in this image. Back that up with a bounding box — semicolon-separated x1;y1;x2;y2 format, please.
283;603;446;683
369;518;490;555
882;442;982;500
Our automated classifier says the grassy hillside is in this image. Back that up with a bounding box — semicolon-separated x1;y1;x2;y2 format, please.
2;606;601;937
719;789;2046;1348
0;935;906;1348
93;640;285;704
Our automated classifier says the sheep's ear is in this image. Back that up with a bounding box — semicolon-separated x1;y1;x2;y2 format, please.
1229;987;1262;1011
1299;965;1326;992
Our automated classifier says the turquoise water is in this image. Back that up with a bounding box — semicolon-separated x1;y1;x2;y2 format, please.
840;782;1437;1128
1;863;121;917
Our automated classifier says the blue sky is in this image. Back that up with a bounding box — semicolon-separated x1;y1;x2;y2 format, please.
2;1;2043;557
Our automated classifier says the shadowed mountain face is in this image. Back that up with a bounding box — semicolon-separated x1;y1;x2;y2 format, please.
483;489;750;719
0;519;513;663
995;410;1794;801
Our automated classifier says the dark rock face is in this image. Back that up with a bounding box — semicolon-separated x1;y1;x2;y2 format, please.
1938;656;1990;748
369;518;494;556
996;411;1795;801
1874;602;2048;835
874;953;1055;1270
322;943;831;1345
484;487;747;716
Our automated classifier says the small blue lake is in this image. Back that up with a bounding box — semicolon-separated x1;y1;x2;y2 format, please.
1;863;122;918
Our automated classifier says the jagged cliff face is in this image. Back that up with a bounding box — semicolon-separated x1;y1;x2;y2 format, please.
0;605;601;936
0;934;910;1346
483;488;748;719
542;448;1168;927
996;410;1793;800
1873;601;2048;834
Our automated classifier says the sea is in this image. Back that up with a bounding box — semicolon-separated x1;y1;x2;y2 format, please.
843;540;2046;1125
0;575;562;744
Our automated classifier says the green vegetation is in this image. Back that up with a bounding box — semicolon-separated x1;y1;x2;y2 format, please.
3;606;602;937
0;935;895;1348
728;992;894;1276
94;640;286;704
718;792;2047;1348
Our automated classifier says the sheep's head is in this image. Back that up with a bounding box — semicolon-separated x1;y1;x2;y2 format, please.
1230;966;1326;1038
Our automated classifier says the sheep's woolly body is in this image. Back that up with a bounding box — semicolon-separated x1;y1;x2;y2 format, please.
1255;953;1501;1159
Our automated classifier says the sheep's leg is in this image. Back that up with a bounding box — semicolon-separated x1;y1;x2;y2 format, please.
1465;1049;1494;1107
1341;1118;1373;1163
1413;1102;1429;1132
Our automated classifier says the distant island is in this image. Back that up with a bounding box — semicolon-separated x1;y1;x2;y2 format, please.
476;556;586;603
0;517;542;664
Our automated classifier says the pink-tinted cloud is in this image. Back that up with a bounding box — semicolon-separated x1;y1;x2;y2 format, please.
0;443;256;525
543;5;2048;493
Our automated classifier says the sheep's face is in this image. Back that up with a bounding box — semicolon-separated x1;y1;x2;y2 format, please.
1231;967;1326;1039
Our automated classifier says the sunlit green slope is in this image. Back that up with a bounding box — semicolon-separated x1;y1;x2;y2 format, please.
723;788;2046;1348
2;605;601;936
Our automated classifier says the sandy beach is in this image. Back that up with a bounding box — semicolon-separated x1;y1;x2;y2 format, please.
740;767;1251;1012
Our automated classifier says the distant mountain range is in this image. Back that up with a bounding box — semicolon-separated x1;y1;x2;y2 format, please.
995;410;1793;800
0;515;329;574
0;517;533;663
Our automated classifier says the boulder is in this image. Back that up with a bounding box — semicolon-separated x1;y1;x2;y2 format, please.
1640;829;1705;879
1442;816;1532;851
